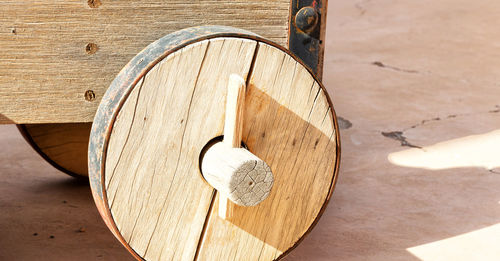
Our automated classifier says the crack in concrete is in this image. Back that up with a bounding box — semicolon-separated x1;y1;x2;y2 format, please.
382;105;500;148
489;169;500;174
408;117;442;130
372;61;419;74
381;131;422;148
404;105;500;132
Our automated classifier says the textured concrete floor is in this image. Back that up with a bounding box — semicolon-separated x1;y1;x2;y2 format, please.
2;0;500;260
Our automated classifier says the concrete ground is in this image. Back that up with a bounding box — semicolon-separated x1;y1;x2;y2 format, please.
1;0;500;260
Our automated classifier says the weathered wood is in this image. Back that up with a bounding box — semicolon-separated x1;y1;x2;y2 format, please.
88;27;339;261
196;42;338;261
217;73;246;219
0;0;290;124
224;74;246;149
202;143;274;206
18;123;91;177
105;37;256;260
201;74;273;219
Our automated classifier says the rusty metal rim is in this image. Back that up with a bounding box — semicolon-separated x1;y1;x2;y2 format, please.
88;25;340;261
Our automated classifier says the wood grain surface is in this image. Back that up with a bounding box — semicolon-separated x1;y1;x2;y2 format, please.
19;123;91;177
201;74;273;217
89;27;339;261
0;0;289;124
105;38;257;260
201;142;274;207
197;42;338;261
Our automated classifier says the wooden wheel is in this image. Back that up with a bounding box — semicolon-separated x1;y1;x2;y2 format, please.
18;123;90;177
88;26;340;261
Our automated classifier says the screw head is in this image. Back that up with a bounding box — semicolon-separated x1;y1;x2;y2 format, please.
84;90;96;101
88;0;101;8
295;6;319;34
85;43;98;55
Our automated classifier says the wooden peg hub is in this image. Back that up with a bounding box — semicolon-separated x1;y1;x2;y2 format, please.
201;74;274;219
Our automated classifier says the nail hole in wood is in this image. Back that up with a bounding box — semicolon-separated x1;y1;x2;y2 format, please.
87;0;101;8
84;90;96;101
85;43;98;55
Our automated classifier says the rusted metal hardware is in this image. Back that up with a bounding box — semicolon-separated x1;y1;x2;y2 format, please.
295;7;319;33
289;0;326;79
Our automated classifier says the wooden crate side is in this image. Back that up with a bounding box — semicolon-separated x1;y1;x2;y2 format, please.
0;0;289;124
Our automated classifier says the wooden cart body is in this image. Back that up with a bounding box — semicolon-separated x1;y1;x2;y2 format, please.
1;2;338;260
0;0;326;124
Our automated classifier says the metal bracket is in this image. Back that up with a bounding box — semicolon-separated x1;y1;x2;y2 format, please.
289;0;326;80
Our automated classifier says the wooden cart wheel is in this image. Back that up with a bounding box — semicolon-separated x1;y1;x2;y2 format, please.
18;123;90;177
88;26;340;261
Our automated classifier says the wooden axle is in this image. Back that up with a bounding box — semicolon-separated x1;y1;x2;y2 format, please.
201;74;274;219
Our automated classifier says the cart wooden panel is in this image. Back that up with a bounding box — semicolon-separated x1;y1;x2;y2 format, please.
0;0;292;124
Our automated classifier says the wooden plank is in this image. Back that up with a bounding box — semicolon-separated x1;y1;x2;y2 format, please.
196;42;338;260
104;38;257;260
0;0;289;124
